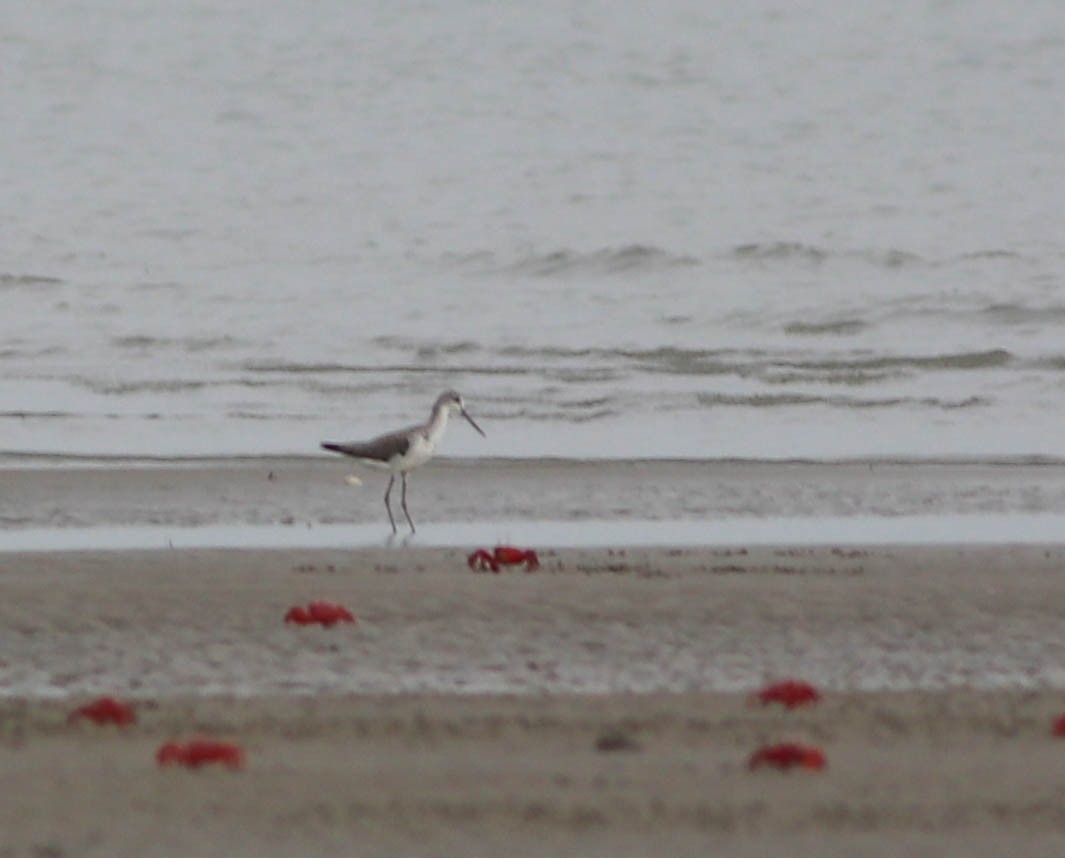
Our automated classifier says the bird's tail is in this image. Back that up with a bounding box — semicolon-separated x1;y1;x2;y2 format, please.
322;441;379;458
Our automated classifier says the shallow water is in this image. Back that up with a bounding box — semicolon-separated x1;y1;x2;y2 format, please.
3;459;1065;548
6;514;1065;553
4;1;1065;460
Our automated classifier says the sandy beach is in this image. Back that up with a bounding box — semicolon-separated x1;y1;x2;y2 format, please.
3;540;1065;856
6;686;1065;857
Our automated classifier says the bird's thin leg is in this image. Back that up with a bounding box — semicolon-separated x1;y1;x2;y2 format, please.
383;474;397;534
400;472;416;533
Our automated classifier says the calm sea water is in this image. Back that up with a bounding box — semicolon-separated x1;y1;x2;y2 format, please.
4;1;1065;461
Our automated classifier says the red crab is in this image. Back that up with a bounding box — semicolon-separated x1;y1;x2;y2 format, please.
748;742;827;772
284;601;356;627
68;696;137;727
467;545;540;573
755;679;822;709
1052;713;1065;737
156;739;246;770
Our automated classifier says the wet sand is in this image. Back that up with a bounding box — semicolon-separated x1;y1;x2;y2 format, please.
4;544;1065;695
3;543;1065;855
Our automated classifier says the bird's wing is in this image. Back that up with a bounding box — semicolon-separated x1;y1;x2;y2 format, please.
321;431;411;463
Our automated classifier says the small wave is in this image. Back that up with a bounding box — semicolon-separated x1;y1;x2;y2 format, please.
731;242;923;268
113;336;158;349
775;349;1013;373
784;319;868;336
551;367;621;384
980;304;1065;325
500;343;747;364
871;248;923;268
498;407;618;423
559;397;613;410
699;392;828;407
0;410;76;419
86;380;212;394
244;361;352;374
242;360;529;377
421;341;480;357
227;411;317;421
697;393;987;410
623;347;1012;377
1030;355;1065;371
498;345;597;359
757;350;1011;385
489;345;1011;380
469;244;700;277
112;335;243;353
958;249;1024;262
369;337;482;360
733;242;828;263
0;272;63;286
0;345;68;360
763;369;897;386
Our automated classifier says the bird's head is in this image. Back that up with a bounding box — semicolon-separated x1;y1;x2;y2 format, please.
435;390;486;437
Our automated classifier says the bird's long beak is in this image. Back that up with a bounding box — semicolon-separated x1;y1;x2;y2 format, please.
461;407;486;437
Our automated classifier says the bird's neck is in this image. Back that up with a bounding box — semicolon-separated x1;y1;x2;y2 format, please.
425;406;450;445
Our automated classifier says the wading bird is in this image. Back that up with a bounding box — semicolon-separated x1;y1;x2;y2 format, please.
321;390;486;534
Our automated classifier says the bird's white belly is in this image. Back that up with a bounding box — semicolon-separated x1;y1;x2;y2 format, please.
393;434;436;471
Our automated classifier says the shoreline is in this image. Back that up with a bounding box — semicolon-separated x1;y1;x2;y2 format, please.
4;458;1065;534
8;452;1065;464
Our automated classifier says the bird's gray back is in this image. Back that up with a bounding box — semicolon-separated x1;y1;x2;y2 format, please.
321;430;411;463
